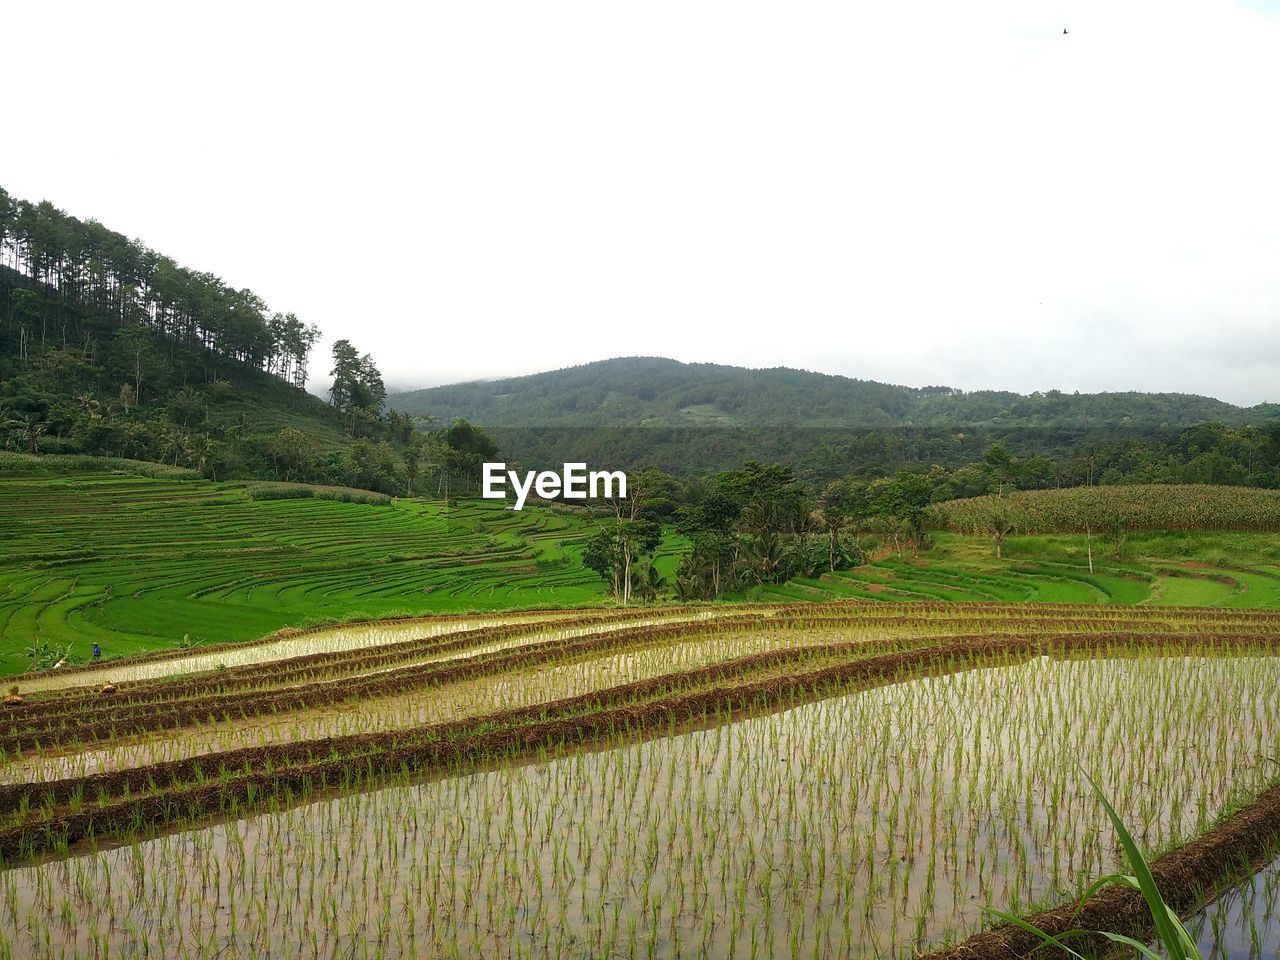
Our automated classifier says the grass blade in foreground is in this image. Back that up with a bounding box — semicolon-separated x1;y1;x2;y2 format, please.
986;770;1203;959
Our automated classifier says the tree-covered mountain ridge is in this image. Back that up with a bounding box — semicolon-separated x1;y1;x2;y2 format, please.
0;187;422;491
389;356;1279;428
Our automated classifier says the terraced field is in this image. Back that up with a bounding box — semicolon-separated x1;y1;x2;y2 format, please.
2;602;1279;959
744;531;1280;608
0;468;696;675
6;467;1280;683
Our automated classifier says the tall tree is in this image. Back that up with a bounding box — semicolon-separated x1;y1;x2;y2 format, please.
329;339;363;411
0;187;316;388
815;478;866;572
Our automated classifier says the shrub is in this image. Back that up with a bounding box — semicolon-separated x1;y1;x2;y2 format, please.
245;482;391;506
0;452;201;480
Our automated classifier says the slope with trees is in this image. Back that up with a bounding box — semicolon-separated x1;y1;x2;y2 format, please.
0;186;493;494
388;358;1280;483
390;357;1279;429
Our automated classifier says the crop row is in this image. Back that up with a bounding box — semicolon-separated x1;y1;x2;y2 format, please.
15;617;1280;786
3;628;907;784
3;603;1280;960
17;610;994;757
1;630;1276;864
23;597;1278;694
10;603;1275;754
6;607;725;714
938;483;1280;534
12;601;1280;752
0;615;779;753
0;474;610;671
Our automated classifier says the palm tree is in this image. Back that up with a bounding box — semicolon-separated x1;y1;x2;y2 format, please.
7;413;48;454
75;392;102;421
159;427;189;466
187;434;211;473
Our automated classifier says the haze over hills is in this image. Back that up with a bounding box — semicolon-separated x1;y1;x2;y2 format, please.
389;357;1280;429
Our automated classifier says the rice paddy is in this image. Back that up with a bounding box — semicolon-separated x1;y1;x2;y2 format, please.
1188;852;1280;959
2;601;1279;959
6;468;1280;682
0;468;679;675
6;466;1280;957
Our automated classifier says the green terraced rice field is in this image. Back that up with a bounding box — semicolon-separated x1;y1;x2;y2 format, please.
5;468;1280;677
741;532;1280;609
0;470;626;674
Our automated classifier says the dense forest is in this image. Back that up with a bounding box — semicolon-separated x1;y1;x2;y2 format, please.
390;356;1280;429
0;188;319;386
476;420;1280;489
0;187;506;495
388;358;1280;486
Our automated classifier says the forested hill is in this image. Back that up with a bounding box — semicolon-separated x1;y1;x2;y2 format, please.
390;357;1279;429
0;188;413;490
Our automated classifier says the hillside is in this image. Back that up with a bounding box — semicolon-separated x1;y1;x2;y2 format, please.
0;461;653;675
0;263;376;482
390;357;1280;429
0;188;412;489
739;528;1280;607
388;357;1280;481
4;465;1279;676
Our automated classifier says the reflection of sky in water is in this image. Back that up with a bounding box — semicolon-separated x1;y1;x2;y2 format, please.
1184;853;1280;960
2;621;801;784
3;655;1279;960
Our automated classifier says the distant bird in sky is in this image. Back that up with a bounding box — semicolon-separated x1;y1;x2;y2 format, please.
1063;27;1069;34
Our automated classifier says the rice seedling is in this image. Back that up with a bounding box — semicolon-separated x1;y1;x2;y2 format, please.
1;609;1278;959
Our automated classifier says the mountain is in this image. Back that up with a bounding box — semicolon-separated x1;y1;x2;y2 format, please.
389;357;1278;429
385;357;1280;481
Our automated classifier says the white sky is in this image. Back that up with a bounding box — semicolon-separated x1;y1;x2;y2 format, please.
4;0;1279;405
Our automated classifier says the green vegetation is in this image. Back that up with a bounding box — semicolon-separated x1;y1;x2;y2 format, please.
672;472;1280;606
391;356;1280;429
0;187;504;496
2;605;1279;958
388;359;1280;484
8;185;1280;960
741;531;1280;608
938;483;1280;534
6;465;1280;676
7;190;1280;521
0;189;346;470
0;464;638;675
2;455;1279;958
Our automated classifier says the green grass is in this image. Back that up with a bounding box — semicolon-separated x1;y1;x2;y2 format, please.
6;466;1280;676
1147;575;1239;607
739;531;1280;609
0;468;651;676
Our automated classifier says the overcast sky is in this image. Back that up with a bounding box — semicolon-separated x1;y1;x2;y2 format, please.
5;1;1279;405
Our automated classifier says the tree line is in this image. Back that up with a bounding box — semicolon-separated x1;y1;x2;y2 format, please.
576;461;939;603
0;188;430;489
0;187;318;387
569;423;1280;602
